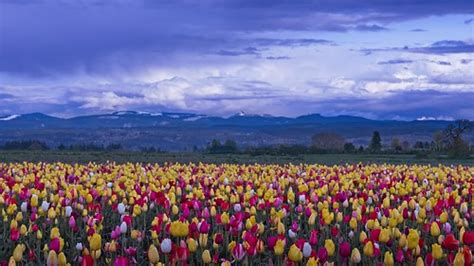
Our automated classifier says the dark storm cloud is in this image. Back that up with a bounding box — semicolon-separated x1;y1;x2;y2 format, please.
361;40;474;55
1;0;473;77
288;90;474;120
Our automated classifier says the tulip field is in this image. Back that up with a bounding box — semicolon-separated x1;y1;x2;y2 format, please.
0;162;473;266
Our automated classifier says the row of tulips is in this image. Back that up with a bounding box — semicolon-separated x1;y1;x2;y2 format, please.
0;162;473;265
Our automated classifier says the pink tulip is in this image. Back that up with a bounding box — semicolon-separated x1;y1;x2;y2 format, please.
113;257;129;266
395;248;404;263
69;216;76;229
309;230;318;245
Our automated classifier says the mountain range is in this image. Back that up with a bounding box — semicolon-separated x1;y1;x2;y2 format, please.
0;111;462;150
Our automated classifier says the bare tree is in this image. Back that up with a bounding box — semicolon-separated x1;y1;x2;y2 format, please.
311;132;345;151
391;137;402;152
443;119;472;158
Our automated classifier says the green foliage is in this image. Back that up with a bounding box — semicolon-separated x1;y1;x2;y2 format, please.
206;139;238;154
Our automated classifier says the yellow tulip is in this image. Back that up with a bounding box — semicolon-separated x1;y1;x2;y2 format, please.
379;228;390;243
221;213;229;224
407;230;419;250
416;257;424;266
288;244;303;262
148;245;159;263
363;241;374;257
8;257;15;266
432;244;443;260
454;250;465;266
13;244;25;262
359;231;367;242
324;239;335;256
202;250;212;264
47;250;58;266
430;222;441;237
440;212;448;223
308;212;317;225
187;238;198;253
349;218;357;229
274;239;285;256
170;221;189;237
351;248;361;263
58;252;67;266
384;251;394;266
89;233;102;251
306;257;318;266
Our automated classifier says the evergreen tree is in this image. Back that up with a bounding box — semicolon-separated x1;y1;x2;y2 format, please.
369;131;382;152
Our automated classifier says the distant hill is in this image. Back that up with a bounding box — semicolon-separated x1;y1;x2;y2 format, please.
0;111;465;151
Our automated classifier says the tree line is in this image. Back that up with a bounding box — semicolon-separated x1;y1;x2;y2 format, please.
206;120;473;158
1;120;472;158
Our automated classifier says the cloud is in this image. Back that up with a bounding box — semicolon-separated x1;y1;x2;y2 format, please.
432;61;451;66
215;47;260;57
265;56;291;60
354;24;389;31
465;18;473;24
378;59;413;65
361;40;474;55
410;28;427;32
253;38;334;47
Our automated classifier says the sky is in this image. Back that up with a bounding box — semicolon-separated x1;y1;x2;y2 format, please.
0;0;473;120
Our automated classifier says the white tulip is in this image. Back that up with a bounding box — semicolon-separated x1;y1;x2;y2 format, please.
298;194;306;203
120;221;128;234
303;242;312;257
117;203;126;214
234;203;241;212
160;238;172;253
41;201;50;212
288;229;297;239
76;243;83;250
21;202;28;212
65;206;72;217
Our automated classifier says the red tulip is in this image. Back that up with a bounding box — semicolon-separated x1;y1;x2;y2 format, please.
10;228;20;242
81;255;94;266
443;234;459;251
425;253;434;266
463;246;472;266
214;233;223;244
232;243;246;261
370;228;381;242
318;247;328;263
28;249;36;261
339;242;351;257
49;238;60;253
309;230;318;245
462;231;474;245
